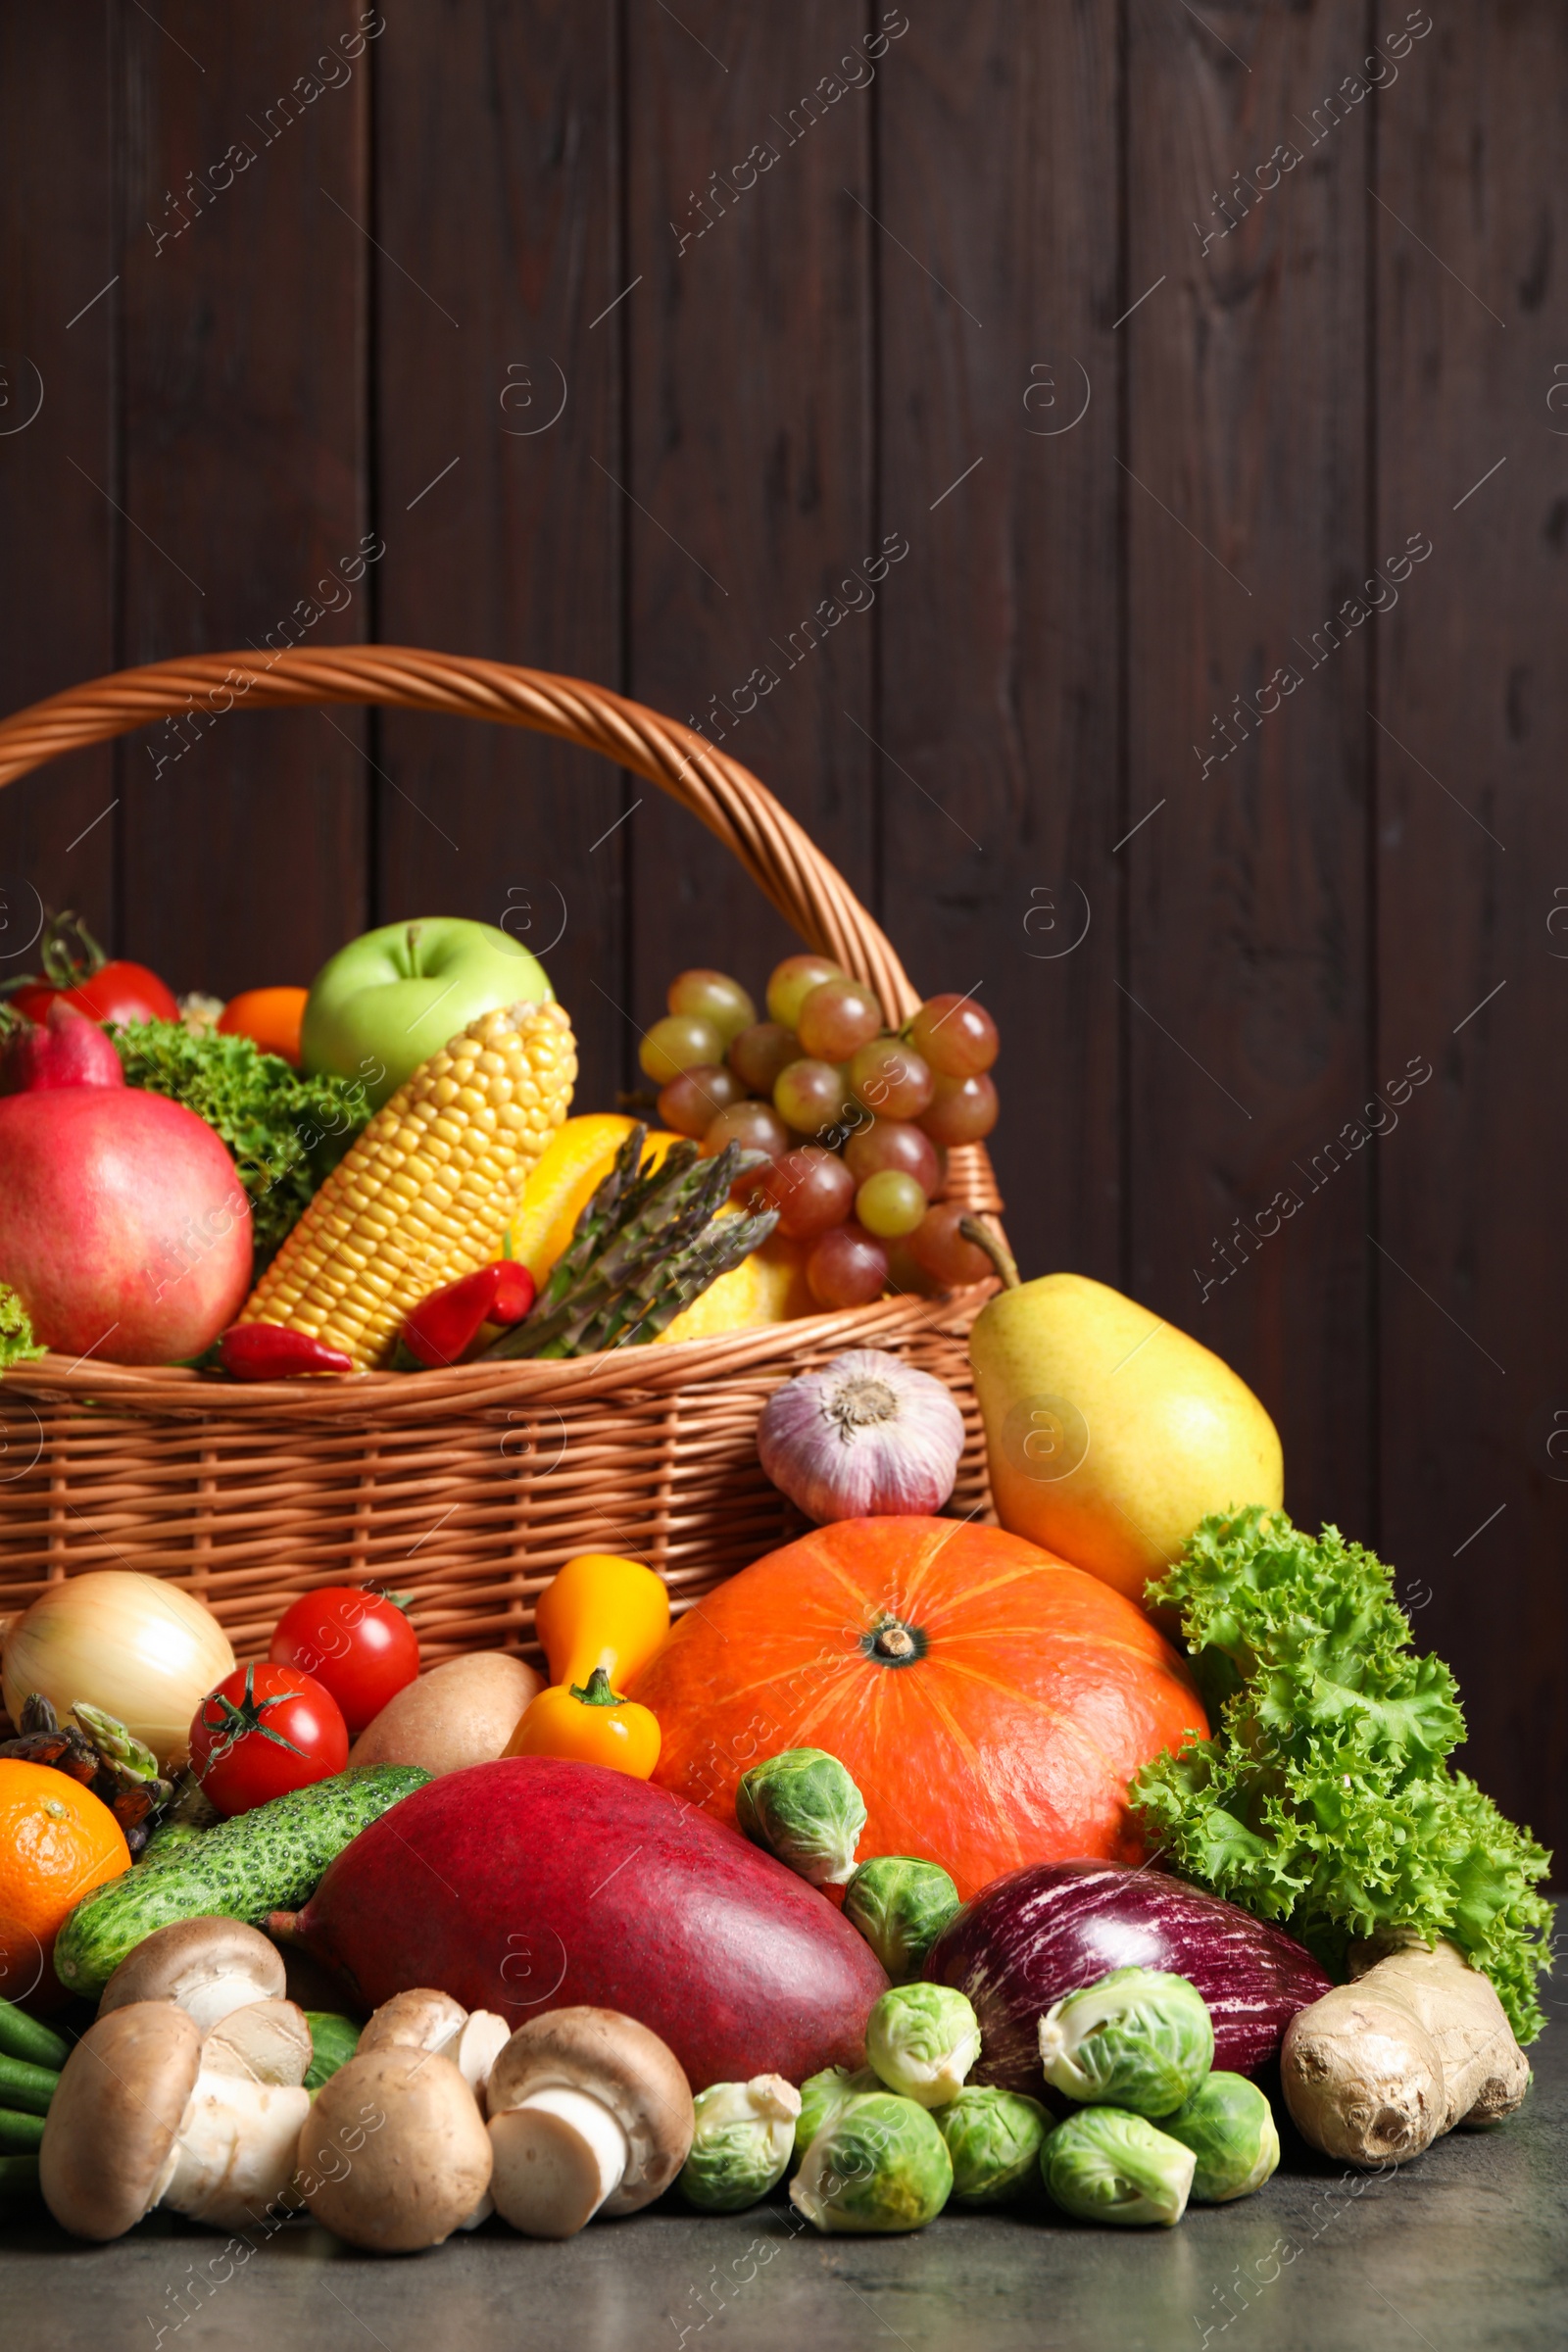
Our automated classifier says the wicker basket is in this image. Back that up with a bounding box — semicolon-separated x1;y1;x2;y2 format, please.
0;649;1004;1663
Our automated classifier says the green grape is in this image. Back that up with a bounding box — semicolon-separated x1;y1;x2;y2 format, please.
855;1169;927;1239
640;1012;723;1084
766;954;843;1030
668;968;758;1047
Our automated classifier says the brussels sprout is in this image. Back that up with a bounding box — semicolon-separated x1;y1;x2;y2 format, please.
680;2074;803;2212
1043;2106;1196;2229
790;2091;953;2234
935;2086;1052;2207
843;1855;961;1983
865;1983;981;2108
735;1747;867;1886
1160;2072;1280;2203
792;2065;880;2171
1037;1967;1214;2117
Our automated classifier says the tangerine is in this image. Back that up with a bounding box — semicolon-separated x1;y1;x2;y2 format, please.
0;1760;131;2004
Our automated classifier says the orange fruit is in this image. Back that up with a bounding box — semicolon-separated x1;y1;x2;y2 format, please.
0;1761;131;2003
217;985;309;1066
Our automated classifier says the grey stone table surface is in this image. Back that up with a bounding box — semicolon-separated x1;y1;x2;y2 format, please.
3;2017;1563;2352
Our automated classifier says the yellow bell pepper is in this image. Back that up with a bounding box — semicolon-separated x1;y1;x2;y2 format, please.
504;1552;669;1778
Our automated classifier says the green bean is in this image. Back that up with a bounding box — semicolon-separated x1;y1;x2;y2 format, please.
0;1998;69;2073
0;2108;46;2154
0;2055;59;2118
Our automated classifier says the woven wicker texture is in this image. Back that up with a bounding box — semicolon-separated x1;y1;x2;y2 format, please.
0;649;1003;1662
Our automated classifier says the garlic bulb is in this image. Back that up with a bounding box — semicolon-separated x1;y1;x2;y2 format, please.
757;1349;966;1523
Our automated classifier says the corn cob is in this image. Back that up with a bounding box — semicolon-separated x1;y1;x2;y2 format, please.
240;999;576;1369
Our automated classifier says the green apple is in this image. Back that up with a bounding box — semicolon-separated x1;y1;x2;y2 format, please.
302;917;553;1108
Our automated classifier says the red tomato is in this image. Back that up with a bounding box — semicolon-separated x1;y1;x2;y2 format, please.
269;1588;420;1738
190;1662;349;1816
13;961;178;1028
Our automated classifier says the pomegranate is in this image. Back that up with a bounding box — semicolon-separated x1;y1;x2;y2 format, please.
280;1757;889;2090
0;1001;125;1094
0;1090;252;1363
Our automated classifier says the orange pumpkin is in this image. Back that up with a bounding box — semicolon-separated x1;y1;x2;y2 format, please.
633;1517;1208;1900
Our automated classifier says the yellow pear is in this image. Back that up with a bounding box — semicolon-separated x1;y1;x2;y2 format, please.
969;1268;1283;1604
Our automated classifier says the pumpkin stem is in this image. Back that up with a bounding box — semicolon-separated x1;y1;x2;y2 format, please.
959;1216;1019;1289
863;1615;925;1666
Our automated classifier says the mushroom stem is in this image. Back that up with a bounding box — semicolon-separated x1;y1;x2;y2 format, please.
158;2075;311;2230
489;2088;631;2239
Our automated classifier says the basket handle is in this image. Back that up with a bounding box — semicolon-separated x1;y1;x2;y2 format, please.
0;646;1003;1212
0;646;925;1012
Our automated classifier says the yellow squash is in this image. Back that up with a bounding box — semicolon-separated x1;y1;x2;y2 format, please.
505;1553;669;1778
504;1115;679;1283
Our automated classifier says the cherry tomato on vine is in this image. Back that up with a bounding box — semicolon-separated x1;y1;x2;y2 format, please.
269;1587;420;1737
189;1662;349;1816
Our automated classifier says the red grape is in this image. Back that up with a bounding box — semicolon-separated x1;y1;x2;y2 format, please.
658;1064;745;1138
796;977;885;1061
727;1021;799;1096
909;993;999;1078
766;954;843;1029
909;1201;995;1286
702;1101;790;1160
918;1070;999;1146
848;1035;934;1120
807;1221;889;1309
668;969;757;1045
773;1057;854;1135
843;1118;943;1197
855;1170;927;1239
756;1147;856;1241
640;1012;722;1083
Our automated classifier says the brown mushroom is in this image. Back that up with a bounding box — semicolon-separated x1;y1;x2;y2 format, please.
39;1999;311;2238
359;1987;510;2098
358;1986;467;2057
485;2008;694;2239
98;1917;286;2033
40;2004;201;2241
298;2046;493;2253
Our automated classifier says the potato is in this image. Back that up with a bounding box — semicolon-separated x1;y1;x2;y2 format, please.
349;1651;543;1777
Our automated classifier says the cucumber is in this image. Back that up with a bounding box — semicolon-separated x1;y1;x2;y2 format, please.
0;1998;70;2073
0;2056;58;2118
0;2154;40;2201
303;2012;362;2093
136;1820;209;1868
0;2108;47;2154
53;1766;430;1997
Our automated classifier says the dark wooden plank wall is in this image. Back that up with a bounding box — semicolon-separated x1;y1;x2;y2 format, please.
0;3;1560;1860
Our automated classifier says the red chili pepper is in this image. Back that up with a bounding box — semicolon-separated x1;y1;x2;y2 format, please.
400;1261;536;1370
220;1324;355;1381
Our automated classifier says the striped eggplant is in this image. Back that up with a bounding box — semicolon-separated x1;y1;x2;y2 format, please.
924;1859;1330;2091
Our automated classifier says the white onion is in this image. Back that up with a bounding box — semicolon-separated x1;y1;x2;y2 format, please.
1;1570;235;1766
757;1348;966;1523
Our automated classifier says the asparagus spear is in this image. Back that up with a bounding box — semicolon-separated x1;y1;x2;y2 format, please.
485;1130;777;1361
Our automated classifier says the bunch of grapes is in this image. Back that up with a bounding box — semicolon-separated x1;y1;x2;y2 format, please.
638;956;1000;1312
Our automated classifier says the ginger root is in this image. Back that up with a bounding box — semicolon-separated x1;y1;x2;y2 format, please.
1281;1936;1530;2169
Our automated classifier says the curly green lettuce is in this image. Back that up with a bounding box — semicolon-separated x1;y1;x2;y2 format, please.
112;1020;373;1267
1130;1508;1552;2043
0;1282;45;1370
